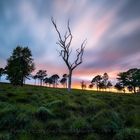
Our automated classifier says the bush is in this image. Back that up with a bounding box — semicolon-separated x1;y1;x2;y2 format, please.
0;133;11;140
85;98;108;114
125;109;140;128
90;109;123;134
113;128;140;140
85;133;100;140
70;117;90;134
46;120;63;132
30;120;45;132
0;104;17;130
16;97;30;103
47;100;65;108
16;112;31;129
35;106;53;121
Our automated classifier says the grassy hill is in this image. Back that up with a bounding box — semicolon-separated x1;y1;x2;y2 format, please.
0;83;140;140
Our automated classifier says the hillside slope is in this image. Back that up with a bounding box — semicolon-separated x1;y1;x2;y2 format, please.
0;83;140;140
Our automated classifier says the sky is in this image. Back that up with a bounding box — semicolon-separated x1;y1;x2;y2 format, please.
0;0;140;88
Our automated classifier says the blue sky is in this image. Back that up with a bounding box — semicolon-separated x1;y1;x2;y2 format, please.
0;0;140;87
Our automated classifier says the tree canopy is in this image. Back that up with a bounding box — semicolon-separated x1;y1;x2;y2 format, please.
5;46;35;86
116;68;140;93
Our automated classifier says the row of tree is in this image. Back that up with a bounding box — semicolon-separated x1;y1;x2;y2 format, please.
32;70;68;88
79;69;140;93
115;68;140;93
1;52;140;94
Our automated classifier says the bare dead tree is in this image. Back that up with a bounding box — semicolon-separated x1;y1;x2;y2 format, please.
51;18;86;92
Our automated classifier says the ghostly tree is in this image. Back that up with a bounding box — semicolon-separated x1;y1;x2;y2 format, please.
51;18;86;92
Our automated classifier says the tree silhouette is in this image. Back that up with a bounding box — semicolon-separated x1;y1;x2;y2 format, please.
91;75;102;91
107;81;113;91
0;68;4;82
117;68;140;93
98;81;106;91
80;80;86;90
44;77;53;87
88;83;94;89
36;70;47;86
32;74;38;85
114;82;124;93
102;73;109;90
127;86;133;92
51;74;60;88
51;18;86;92
60;77;67;88
60;74;68;88
5;46;34;86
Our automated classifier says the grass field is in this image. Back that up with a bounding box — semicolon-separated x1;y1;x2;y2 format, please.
0;83;140;140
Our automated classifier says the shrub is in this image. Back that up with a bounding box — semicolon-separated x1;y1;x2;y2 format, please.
15;97;30;103
30;120;45;132
47;100;65;108
0;133;11;140
85;98;108;114
85;133;100;140
125;109;140;128
46;120;63;133
0;104;17;130
16;112;31;129
90;109;123;134
113;128;140;140
70;117;90;134
35;106;53;121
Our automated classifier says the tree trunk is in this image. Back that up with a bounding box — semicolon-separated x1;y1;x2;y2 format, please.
68;70;72;92
21;76;24;86
134;86;136;93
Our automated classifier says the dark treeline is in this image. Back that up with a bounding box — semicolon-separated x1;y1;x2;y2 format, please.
81;69;140;93
0;46;140;93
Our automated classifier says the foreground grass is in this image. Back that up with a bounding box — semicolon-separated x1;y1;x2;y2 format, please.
0;83;140;140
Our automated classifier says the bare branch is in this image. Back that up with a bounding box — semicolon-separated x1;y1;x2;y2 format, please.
71;39;87;70
52;18;86;91
51;17;62;41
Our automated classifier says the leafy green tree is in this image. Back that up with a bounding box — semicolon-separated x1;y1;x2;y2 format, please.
5;46;35;86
